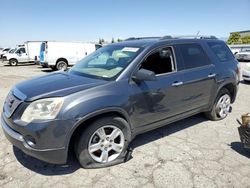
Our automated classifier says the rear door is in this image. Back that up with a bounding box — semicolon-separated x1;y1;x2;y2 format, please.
39;42;47;63
175;43;216;111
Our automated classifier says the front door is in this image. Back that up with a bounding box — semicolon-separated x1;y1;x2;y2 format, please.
129;47;185;128
16;47;28;62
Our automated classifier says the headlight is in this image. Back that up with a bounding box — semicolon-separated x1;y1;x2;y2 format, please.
21;98;64;123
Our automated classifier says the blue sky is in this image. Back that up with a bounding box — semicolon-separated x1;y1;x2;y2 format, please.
0;0;250;47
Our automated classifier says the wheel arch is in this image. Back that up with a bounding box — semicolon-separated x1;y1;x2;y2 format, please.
9;58;18;63
219;82;237;103
66;108;132;159
56;58;68;65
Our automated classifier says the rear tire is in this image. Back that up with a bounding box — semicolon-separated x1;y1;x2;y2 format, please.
205;88;232;121
56;60;67;71
9;59;18;66
75;116;131;168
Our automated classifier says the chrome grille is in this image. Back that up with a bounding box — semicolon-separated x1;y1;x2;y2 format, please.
3;91;22;118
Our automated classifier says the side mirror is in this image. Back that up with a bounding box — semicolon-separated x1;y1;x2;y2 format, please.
132;69;156;82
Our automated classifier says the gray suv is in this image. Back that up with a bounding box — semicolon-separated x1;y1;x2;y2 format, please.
1;36;240;168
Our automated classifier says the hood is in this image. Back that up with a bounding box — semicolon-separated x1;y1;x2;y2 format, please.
5;53;16;58
13;71;107;101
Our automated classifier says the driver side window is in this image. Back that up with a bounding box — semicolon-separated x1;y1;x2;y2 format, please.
140;47;175;75
16;48;26;54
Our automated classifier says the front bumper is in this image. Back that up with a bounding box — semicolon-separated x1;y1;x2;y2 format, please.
1;115;68;164
1;56;7;61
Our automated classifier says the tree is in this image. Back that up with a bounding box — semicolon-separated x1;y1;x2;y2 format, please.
98;38;105;44
98;38;102;44
241;36;250;44
227;32;241;44
117;38;123;42
111;38;115;43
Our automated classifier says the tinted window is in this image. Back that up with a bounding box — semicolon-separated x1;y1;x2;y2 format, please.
16;48;26;54
178;43;210;69
208;42;234;62
141;47;175;75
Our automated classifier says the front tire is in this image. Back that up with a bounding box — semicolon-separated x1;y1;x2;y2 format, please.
75;116;131;168
9;59;18;66
205;88;232;121
56;60;67;71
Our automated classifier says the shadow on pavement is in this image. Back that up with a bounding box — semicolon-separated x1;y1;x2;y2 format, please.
4;63;36;67
230;141;250;158
13;146;80;176
239;80;250;85
40;69;54;73
130;114;206;150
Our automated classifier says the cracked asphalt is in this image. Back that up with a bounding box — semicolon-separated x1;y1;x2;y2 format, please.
0;62;250;188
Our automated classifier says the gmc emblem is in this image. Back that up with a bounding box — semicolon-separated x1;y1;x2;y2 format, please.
7;94;15;108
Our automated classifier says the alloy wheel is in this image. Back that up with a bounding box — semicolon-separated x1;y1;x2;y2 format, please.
215;94;231;118
88;125;125;163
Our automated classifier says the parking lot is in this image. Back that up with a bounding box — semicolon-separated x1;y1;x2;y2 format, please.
0;62;249;188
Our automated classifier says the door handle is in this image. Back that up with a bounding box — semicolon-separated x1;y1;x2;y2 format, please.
208;73;216;78
172;81;183;87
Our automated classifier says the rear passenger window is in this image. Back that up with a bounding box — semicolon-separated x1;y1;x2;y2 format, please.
178;43;211;69
207;42;234;62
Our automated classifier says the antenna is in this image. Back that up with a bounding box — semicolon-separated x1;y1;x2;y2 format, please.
196;31;200;39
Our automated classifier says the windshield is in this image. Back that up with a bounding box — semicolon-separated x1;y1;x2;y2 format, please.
3;48;10;52
69;45;142;80
241;48;250;52
9;48;16;53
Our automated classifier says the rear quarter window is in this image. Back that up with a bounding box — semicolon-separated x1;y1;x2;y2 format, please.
207;42;234;62
178;43;211;69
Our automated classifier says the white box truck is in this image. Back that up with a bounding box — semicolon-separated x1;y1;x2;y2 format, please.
40;41;101;70
3;41;42;66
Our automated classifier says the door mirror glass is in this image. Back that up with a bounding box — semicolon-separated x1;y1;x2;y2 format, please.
132;68;156;82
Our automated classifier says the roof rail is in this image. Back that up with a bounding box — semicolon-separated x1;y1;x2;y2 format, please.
124;35;218;41
124;37;160;41
161;35;173;40
171;35;218;39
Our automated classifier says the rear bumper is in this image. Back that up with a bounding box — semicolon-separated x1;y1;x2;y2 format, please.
1;116;67;164
237;56;250;61
243;70;250;81
40;62;49;67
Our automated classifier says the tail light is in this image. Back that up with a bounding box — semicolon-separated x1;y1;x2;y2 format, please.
236;63;240;82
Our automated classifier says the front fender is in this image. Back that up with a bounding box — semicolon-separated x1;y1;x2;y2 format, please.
6;54;17;61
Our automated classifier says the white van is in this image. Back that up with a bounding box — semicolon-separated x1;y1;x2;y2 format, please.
40;41;101;70
0;48;11;59
3;41;42;66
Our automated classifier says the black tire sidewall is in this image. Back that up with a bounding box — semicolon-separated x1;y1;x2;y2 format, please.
56;61;67;70
75;116;131;168
207;88;231;121
10;59;17;66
